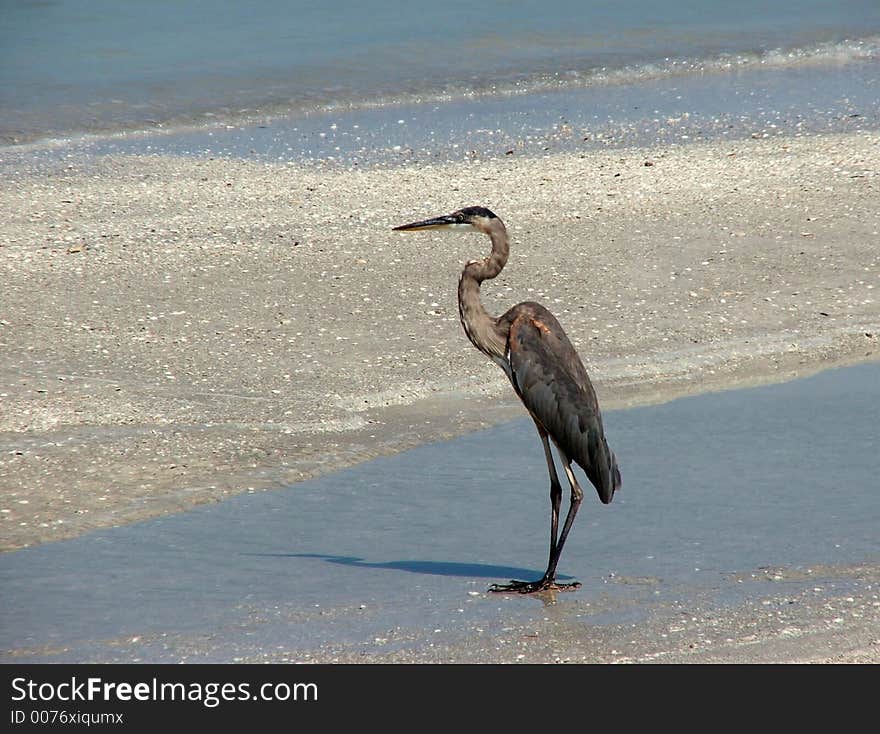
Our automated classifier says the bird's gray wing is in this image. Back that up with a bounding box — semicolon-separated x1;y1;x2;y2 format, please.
507;311;621;503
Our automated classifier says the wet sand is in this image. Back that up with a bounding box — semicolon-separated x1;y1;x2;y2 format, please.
1;130;879;662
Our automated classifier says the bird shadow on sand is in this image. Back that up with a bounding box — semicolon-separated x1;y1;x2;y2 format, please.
247;552;575;581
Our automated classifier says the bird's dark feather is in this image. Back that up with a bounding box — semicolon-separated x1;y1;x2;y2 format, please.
503;303;621;504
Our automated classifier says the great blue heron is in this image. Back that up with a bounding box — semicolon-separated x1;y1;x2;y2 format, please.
393;206;621;594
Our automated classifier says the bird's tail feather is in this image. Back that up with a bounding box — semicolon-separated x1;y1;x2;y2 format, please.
601;440;621;505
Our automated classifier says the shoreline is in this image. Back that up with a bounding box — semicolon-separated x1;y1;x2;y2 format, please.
2;129;879;553
3;31;880;152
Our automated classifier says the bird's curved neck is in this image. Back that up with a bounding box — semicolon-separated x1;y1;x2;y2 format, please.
458;219;510;361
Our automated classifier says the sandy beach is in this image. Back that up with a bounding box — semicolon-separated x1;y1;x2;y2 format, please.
2;130;878;662
3;129;878;548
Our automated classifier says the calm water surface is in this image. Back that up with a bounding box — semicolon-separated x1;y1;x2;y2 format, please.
1;362;877;661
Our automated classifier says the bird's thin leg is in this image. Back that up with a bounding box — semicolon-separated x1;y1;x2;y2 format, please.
488;426;580;595
534;423;562;562
545;457;584;582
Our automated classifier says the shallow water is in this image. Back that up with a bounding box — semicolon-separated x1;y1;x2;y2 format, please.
83;60;880;166
2;1;879;149
3;54;878;175
1;362;877;662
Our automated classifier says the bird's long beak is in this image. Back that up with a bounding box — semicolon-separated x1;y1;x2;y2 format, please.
392;214;461;231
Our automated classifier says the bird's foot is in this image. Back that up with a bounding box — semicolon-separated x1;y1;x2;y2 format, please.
487;577;581;594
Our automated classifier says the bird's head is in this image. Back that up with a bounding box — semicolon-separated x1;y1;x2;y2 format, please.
393;206;499;234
